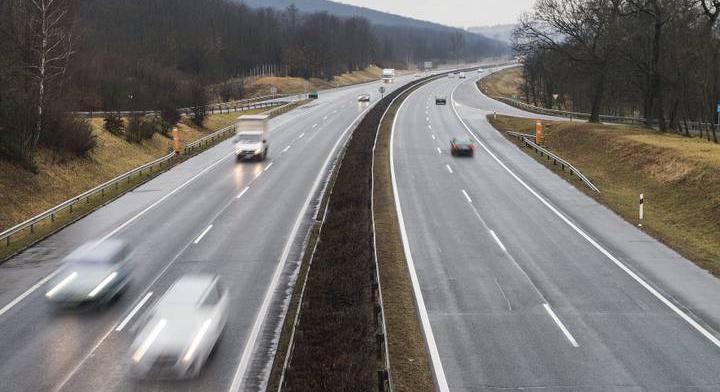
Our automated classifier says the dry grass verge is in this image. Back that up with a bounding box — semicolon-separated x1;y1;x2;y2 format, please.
489;114;720;276
373;87;435;391
477;66;523;99
245;65;384;97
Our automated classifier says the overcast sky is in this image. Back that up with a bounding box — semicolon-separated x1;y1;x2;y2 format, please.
336;0;534;28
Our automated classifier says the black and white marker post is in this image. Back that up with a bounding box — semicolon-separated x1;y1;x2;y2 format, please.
639;193;644;227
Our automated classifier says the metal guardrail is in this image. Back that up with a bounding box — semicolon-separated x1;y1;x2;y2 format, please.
1;99;300;248
74;94;290;118
494;96;716;136
506;131;600;193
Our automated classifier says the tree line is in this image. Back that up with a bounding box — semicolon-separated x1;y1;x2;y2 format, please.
514;0;720;140
0;0;505;165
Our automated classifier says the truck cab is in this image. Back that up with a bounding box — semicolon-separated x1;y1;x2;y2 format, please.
234;114;269;161
382;68;395;84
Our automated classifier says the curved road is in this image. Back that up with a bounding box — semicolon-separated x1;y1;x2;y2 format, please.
0;76;415;392
392;69;720;391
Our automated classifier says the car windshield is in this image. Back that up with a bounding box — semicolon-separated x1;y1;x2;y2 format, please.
236;134;261;143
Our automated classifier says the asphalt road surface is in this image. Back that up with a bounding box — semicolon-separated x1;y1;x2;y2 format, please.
392;69;720;391
0;75;416;392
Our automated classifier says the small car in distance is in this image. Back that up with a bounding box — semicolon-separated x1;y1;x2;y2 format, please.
308;89;319;99
45;240;132;308
130;274;229;379
357;93;371;102
459;72;466;79
450;137;475;157
477;68;484;74
435;95;447;105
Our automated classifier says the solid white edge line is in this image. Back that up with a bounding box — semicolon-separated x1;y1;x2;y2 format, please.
461;189;472;204
0;151;234;320
391;84;450;392
448;81;720;350
227;99;380;392
193;224;213;244
489;230;507;252
236;186;250;199
445;164;453;174
115;292;153;332
263;161;274;172
543;303;580;347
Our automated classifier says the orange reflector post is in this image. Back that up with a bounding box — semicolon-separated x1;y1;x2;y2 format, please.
535;121;543;145
172;127;181;154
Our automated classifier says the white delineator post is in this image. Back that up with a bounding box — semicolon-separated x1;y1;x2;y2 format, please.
639;193;644;227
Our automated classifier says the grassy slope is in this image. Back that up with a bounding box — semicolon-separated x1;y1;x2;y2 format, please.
489;115;720;276
0;111;254;231
477;66;523;99
244;65;384;96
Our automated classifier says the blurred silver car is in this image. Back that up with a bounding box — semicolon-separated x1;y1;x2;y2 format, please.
130;274;229;378
45;240;132;308
357;93;371;102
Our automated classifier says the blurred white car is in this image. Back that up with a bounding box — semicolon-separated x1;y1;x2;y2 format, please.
45;240;132;308
357;93;371;102
477;68;484;73
130;274;229;378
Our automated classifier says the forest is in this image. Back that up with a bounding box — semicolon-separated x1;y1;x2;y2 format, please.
0;0;505;164
514;0;720;139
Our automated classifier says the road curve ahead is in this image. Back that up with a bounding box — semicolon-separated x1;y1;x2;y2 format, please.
0;76;414;392
392;70;720;391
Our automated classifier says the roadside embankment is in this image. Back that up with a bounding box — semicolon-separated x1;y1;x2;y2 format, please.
477;66;523;99
489;115;720;276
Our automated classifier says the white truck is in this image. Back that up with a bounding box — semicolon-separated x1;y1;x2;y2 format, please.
382;68;395;84
234;114;269;161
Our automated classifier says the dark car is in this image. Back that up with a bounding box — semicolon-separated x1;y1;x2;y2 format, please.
450;137;475;157
435;95;447;105
308;89;318;99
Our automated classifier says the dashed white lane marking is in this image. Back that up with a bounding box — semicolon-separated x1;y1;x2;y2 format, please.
489;230;507;252
445;164;453;174
426;117;430;122
236;186;250;199
263;162;274;172
323;115;328;120
312;124;318;128
462;189;472;203
299;132;305;139
428;124;432;129
436;147;442;155
544;304;580;347
282;145;290;153
115;292;153;332
431;134;436;140
254;171;262;179
193;224;213;244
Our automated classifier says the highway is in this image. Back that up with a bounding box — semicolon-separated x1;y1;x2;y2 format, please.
0;76;414;392
392;69;720;391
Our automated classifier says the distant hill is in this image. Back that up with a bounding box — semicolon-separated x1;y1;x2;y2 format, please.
239;0;475;34
468;24;516;44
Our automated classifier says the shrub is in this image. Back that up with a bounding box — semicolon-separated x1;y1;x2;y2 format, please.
41;113;97;157
125;116;157;143
103;112;125;136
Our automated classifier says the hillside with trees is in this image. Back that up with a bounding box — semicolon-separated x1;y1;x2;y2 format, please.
513;0;720;140
0;0;506;166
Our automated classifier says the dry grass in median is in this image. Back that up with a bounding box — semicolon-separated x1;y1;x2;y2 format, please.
373;88;435;391
490;115;720;276
477;66;523;99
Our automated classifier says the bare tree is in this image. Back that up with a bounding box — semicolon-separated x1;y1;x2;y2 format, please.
26;0;73;151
